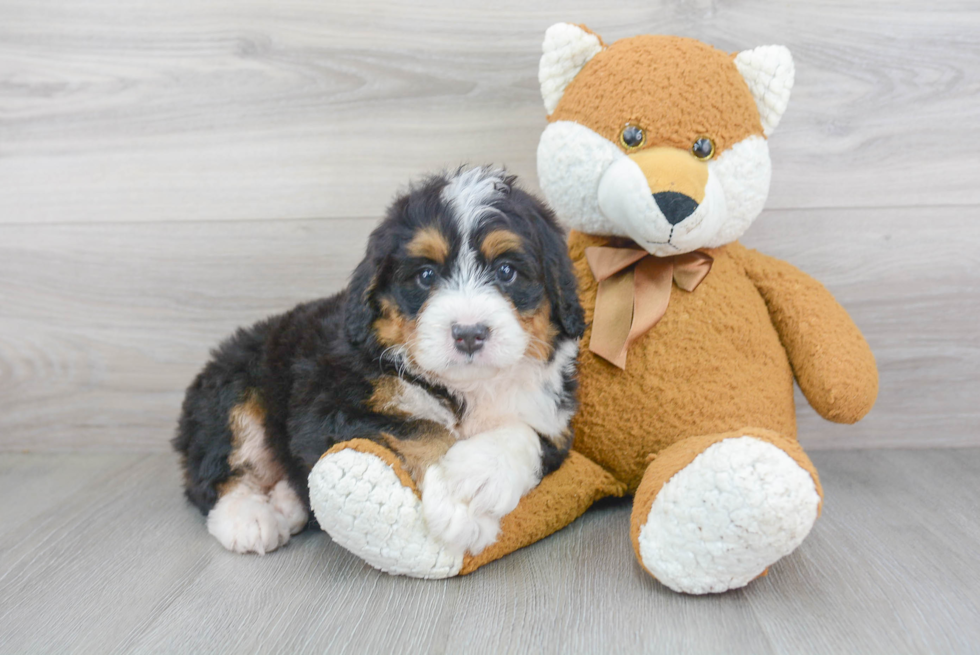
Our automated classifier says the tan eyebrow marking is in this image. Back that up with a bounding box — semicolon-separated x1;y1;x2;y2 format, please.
406;226;450;264
480;229;524;261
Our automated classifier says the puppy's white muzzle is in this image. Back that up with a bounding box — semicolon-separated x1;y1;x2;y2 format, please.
413;286;529;381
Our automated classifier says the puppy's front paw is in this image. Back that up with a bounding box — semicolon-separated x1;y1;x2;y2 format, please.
421;463;503;556
269;479;309;536
421;430;541;556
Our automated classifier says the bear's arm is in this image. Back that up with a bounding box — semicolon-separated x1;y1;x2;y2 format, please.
729;243;879;424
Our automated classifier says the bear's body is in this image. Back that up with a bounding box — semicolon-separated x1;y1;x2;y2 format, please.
569;236;796;492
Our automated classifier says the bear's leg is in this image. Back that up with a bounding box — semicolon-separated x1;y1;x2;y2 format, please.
630;429;822;594
309;439;625;579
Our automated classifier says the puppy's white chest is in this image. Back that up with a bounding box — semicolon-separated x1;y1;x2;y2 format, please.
458;380;528;438
457;344;576;439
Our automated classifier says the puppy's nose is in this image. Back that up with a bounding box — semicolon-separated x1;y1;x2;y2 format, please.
653;191;699;225
452;323;490;355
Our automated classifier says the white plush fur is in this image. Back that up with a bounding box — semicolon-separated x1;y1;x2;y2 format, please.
539;23;603;115
711;136;773;245
734;46;795;137
537;120;626;237
637;436;820;594
207;480;307;555
538;122;772;255
309;448;464;578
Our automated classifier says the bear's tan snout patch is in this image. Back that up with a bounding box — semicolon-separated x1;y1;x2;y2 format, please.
628;147;708;205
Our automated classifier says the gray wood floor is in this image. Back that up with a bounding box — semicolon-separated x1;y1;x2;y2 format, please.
1;448;978;654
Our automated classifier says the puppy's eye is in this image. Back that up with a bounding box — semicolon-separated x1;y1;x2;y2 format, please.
692;137;715;160
495;263;517;285
620;124;645;150
416;267;436;289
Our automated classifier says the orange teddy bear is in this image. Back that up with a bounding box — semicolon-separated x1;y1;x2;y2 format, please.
309;24;878;594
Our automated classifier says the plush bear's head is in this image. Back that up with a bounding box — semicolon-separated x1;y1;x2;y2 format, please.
537;24;793;256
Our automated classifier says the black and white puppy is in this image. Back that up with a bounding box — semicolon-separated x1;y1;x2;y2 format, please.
174;167;585;556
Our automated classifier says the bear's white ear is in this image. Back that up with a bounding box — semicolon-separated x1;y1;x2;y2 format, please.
734;45;795;136
539;23;604;115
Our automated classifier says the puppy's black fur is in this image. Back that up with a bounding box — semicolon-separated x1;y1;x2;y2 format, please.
173;171;585;529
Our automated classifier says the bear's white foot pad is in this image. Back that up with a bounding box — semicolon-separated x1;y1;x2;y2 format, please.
639;436;820;594
308;449;464;579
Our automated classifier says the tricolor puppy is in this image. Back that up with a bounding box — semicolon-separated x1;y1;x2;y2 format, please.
174;167;585;557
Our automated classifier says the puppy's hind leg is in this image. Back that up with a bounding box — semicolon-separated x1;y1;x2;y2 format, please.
206;394;308;554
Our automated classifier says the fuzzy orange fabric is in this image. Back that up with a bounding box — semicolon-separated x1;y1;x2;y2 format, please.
549;35;763;155
570;232;820;492
731;245;880;423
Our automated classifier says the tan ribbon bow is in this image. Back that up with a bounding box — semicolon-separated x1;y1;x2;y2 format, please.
585;245;713;369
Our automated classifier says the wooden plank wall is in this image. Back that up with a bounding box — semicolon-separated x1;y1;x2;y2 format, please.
2;0;978;451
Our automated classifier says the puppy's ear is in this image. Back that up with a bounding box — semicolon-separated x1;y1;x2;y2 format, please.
545;232;586;340
344;217;398;348
523;195;585;340
343;256;379;348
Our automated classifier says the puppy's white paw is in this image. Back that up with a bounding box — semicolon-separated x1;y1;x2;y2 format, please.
421;463;502;556
207;486;291;555
269;479;309;536
421;426;542;556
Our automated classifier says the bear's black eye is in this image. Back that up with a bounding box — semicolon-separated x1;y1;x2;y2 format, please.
620;124;645;150
692;137;715;160
416;267;436;289
495;263;517;285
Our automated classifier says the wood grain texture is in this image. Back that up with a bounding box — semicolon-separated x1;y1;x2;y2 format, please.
1;0;979;224
1;0;978;452
0;217;375;450
2;206;977;451
1;449;978;654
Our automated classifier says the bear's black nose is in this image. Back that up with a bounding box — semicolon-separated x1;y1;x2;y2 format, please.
653;191;699;225
452;323;490;355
